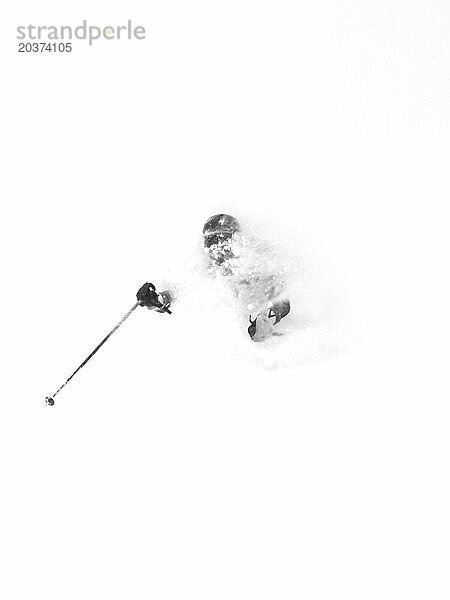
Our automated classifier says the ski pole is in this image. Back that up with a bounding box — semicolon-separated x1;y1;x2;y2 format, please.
45;301;140;406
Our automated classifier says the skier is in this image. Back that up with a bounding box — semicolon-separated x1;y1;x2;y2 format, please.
45;214;293;405
137;214;290;342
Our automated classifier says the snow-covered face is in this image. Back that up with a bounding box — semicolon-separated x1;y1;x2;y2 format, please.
203;231;235;265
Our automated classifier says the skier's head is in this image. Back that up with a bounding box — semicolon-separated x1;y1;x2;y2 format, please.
203;214;240;240
203;214;240;265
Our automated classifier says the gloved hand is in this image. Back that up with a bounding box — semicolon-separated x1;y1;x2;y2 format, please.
136;283;172;313
248;313;273;342
136;282;160;307
153;290;172;313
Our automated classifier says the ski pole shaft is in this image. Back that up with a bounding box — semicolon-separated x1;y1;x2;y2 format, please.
45;301;140;406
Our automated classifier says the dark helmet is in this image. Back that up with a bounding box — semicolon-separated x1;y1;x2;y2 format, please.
203;214;240;237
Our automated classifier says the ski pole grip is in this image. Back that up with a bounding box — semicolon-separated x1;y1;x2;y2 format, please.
136;282;162;308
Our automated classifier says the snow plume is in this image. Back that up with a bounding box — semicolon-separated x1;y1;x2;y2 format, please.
158;215;350;369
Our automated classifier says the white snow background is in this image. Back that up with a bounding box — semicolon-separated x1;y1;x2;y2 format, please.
1;1;450;599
